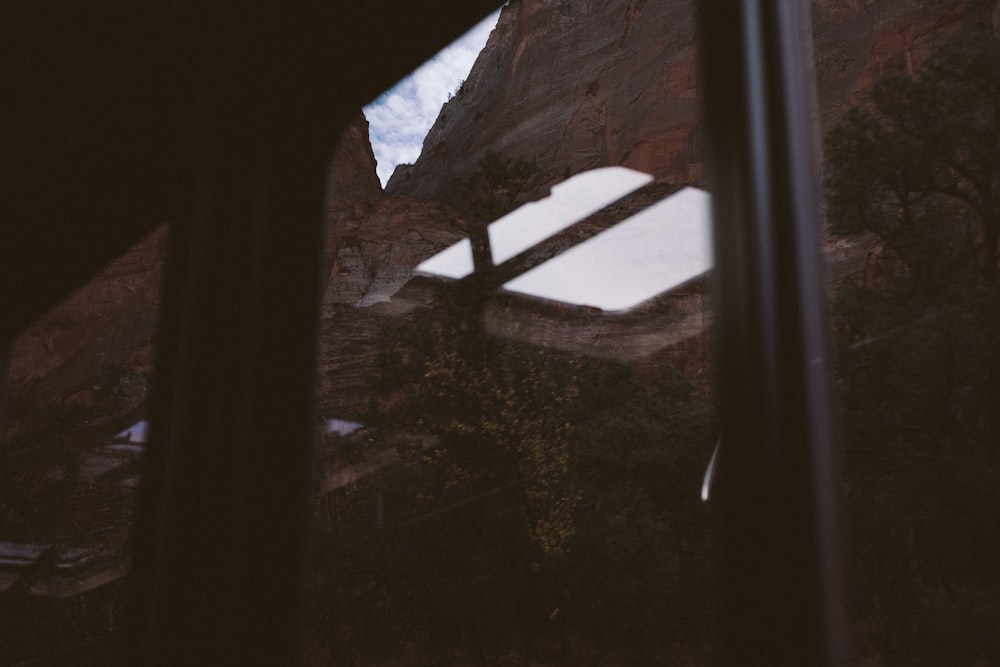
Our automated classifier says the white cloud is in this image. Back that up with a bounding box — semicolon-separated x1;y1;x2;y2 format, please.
364;7;502;186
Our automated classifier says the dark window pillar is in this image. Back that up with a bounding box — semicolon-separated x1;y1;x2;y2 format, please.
696;1;846;664
126;135;331;664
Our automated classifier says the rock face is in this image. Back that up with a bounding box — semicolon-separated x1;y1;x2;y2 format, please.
324;114;469;309
7;225;165;391
364;0;997;409
4;225;166;442
317;194;466;418
324;197;466;308
320;117;470;417
327;114;384;222
6;0;996;437
387;0;702;200
811;0;996;129
387;0;994;203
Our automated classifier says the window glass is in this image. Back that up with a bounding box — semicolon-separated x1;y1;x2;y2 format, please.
306;4;718;664
816;3;1000;662
0;225;166;663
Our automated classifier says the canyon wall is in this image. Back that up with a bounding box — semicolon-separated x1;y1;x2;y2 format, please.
6;0;997;435
387;0;995;204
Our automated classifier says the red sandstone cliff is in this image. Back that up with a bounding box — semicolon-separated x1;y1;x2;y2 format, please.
812;0;997;127
387;0;996;204
387;0;702;201
6;0;997;437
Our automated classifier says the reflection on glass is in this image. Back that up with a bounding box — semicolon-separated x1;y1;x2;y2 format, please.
0;225;164;663
310;3;718;664
325;418;364;437
417;167;653;280
822;30;1000;663
503;185;712;311
114;420;150;443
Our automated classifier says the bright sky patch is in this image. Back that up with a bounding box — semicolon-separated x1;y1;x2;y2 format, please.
415;167;653;279
364;8;503;187
418;170;713;312
503;187;713;311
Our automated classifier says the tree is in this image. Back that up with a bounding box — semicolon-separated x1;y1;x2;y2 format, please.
457;151;543;281
825;42;1000;285
460;150;543;224
825;40;1000;664
333;311;718;663
380;314;581;556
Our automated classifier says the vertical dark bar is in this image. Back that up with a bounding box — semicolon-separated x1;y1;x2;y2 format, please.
125;134;330;663
696;1;846;664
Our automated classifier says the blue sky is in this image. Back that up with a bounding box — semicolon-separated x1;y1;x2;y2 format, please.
364;8;503;187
